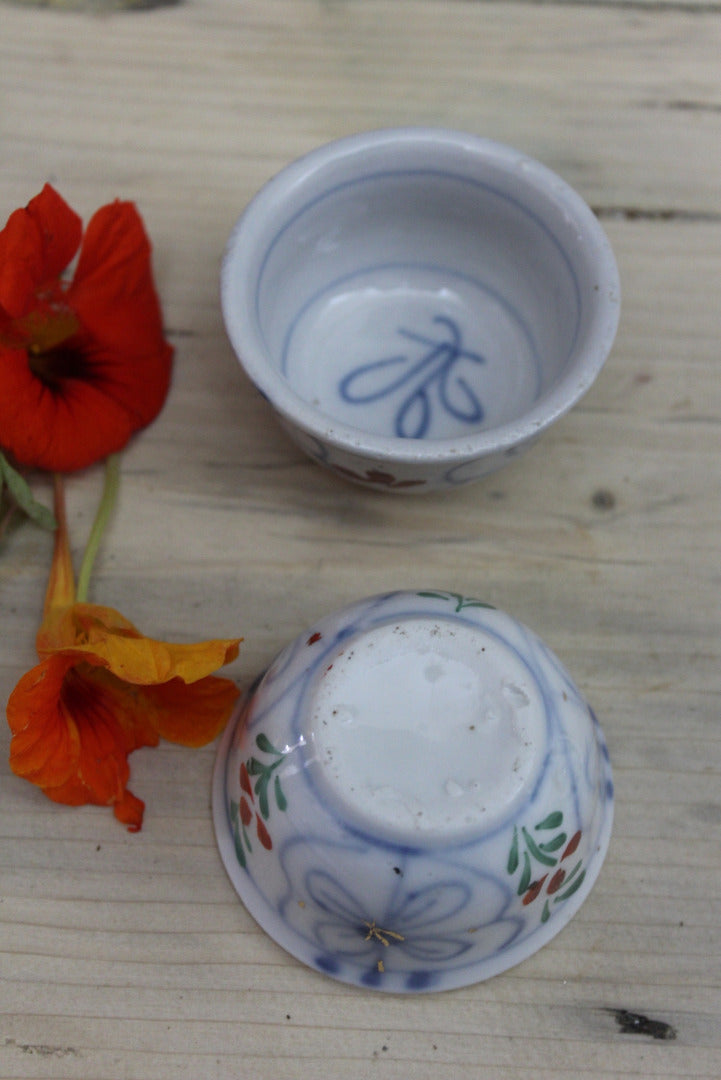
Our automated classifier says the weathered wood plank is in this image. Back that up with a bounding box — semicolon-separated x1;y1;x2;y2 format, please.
1;3;719;1079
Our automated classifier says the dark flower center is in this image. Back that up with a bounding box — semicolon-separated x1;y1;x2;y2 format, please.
28;341;91;391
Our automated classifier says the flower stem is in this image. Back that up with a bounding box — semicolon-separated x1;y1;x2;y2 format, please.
0;499;17;544
76;454;121;603
43;474;76;615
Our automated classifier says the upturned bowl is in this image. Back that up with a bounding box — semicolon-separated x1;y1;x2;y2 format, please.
221;128;620;493
212;590;614;992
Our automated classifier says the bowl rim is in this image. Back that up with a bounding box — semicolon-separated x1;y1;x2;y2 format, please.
221;127;621;466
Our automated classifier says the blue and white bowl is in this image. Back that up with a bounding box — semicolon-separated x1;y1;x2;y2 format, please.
221;128;620;492
212;590;614;992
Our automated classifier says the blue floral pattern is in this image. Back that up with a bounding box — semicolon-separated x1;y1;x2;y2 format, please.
212;590;614;992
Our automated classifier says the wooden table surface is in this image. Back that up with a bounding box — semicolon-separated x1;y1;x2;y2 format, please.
1;1;720;1077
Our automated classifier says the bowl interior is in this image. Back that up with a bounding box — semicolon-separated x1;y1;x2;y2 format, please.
223;132;618;449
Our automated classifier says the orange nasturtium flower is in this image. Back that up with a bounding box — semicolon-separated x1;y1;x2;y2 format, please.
0;184;172;472
6;476;241;831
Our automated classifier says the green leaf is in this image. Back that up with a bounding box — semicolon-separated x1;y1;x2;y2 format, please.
231;820;246;868
256;775;270;820
241;822;252;855
256;733;281;756
0;453;56;531
522;826;558;867
518;850;532;895
559;859;582;887
554;868;586;903
274;774;288;812
539;833;567;854
535;811;564;831
541;899;551;924
507;827;519;875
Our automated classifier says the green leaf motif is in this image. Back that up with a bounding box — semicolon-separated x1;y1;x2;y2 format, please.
522;826;558;867
274;774;288;812
554;868;586;903
256;733;282;756
0;452;56;532
229;801;247;869
244;732;289;823
257;777;271;816
518;850;532;896
539;833;567;854
507;826;519;875
535;811;564;831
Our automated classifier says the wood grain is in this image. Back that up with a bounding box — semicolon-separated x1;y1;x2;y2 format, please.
1;2;720;1077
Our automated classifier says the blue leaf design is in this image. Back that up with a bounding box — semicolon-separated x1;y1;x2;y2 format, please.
338;314;486;439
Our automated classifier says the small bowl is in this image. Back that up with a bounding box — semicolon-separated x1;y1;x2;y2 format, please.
221;128;620;492
212;590;614;992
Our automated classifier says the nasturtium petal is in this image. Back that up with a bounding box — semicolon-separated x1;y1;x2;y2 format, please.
0;187;172;473
37;602;241;686
140;674;241;747
7;654;82;787
0;184;81;320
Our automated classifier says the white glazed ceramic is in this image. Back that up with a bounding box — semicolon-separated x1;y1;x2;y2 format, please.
212;590;614;992
221;128;620;492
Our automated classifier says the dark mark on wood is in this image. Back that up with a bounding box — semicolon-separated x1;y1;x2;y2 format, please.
5;0;181;9
518;1;721;14
645;99;721;113
610;1009;677;1040
165;327;197;339
591;489;616;511
4;1039;78;1058
592;206;721;224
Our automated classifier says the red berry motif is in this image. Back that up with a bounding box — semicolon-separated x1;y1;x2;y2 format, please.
522;876;548;905
547;868;566;895
562;829;582;860
239;796;253;827
256;816;273;851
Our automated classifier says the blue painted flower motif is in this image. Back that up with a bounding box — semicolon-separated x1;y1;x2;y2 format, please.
278;857;518;989
305;868;474;986
338;314;486;438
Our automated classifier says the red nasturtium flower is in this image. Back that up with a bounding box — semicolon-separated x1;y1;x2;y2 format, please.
0;184;173;472
6;480;241;831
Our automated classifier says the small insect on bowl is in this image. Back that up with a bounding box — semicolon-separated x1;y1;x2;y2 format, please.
212;590;614;992
221;128;620;492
